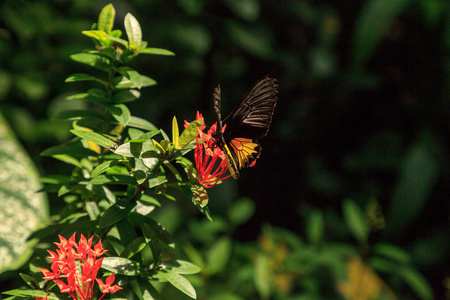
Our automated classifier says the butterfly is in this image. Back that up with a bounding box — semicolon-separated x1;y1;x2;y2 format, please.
212;76;279;179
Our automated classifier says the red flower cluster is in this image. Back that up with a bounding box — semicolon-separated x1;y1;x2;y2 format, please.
185;112;232;188
37;233;122;300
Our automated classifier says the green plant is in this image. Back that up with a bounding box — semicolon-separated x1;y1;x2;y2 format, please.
2;4;216;299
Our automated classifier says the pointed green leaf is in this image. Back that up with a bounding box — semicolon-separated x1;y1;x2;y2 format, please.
98;3;115;33
372;243;411;264
121;237;146;259
178;118;202;150
399;267;433;300
112;89;141;103
141;221;162;266
343;199;368;243
90;174;136;185
91;160;117;177
105;103;131;126
82;30;108;42
156;269;196;299
128;116;158;131
70;129;117;148
125;13;142;47
136;47;175;56
70;53;111;71
101;257;144;276
160;260;201;275
172;116;180;149
254;254;271;298
40;142;99;157
65;73;105;83
99;204;132;228
138;194;161;207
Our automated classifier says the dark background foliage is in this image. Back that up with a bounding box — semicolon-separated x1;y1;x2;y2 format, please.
0;0;449;298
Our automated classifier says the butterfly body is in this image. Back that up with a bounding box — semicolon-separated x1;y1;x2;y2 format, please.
213;77;278;179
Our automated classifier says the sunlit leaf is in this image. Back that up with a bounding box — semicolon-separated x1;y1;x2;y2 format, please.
97;3;115;33
0;114;48;273
102;257;144;276
125;13;142;47
70;129;117;148
155;269;196;299
70;53;111;71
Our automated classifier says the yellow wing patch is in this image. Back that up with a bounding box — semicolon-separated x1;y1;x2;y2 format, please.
222;138;260;179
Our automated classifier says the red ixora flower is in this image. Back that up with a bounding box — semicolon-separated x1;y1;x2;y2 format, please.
37;232;122;300
185;112;232;188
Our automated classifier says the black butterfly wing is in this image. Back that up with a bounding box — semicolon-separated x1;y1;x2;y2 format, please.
212;77;278;179
223;77;278;140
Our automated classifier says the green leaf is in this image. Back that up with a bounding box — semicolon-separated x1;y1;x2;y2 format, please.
82;30;108;42
172;116;180;149
91;160;117;177
121;237;147;259
125;13;142;47
70;53;111;71
178;118;203;150
156;269;196;299
398;267;433;300
52;154;82;168
87;88;110;104
352;0;413;71
141;221;162;266
99;204;133;228
112;89;141;103
372;243;411;264
0;113;48;273
191;184;209;207
70;129;117;148
207;237;231;275
105;103;131;126
101;257;144;276
115;74;157;90
98;3;115;33
2;289;57;299
254;254;271;298
114;140;157;158
90;174;136;185
19;273;38;289
228;197;255;226
136;47;176;56
40;141;99;157
128;116;158;131
138;194;161;207
386;132;440;237
160;260;201;275
342;199;368;243
306;209;324;244
65;73;105;84
86;201;100;220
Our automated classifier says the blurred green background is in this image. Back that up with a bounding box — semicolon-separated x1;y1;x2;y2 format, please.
0;0;449;298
